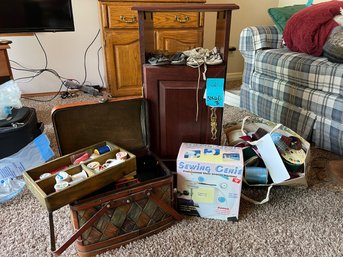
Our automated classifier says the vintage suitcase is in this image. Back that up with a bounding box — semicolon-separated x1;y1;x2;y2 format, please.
25;97;182;256
0;106;43;158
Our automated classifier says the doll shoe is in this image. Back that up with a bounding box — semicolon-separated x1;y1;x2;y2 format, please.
170;52;187;65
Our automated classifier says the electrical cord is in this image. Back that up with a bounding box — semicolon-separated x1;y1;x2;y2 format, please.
10;60;80;83
34;33;48;69
97;46;104;87
81;29;101;86
9;29;103;101
20;69;66;102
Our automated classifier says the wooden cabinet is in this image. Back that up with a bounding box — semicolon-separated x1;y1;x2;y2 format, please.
103;30;142;97
144;65;226;159
133;4;239;160
98;0;204;97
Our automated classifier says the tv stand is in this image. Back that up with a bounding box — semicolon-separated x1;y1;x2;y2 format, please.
0;42;13;84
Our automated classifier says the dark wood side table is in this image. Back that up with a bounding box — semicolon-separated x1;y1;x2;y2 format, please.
132;4;239;163
0;43;13;84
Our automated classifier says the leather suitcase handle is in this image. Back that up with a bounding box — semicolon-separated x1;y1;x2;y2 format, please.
53;204;109;255
147;191;183;221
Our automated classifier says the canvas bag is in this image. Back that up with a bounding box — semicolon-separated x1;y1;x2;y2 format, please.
224;116;310;204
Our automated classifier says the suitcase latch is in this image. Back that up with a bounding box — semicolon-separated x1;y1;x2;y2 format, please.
11;122;24;128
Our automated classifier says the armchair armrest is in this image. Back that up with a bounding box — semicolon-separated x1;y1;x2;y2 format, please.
239;25;283;53
239;26;283;87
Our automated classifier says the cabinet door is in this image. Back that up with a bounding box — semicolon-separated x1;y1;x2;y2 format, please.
104;30;142;97
155;29;203;52
144;65;225;159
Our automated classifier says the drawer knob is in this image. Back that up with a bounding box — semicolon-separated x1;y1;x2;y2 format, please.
119;15;137;24
175;15;190;23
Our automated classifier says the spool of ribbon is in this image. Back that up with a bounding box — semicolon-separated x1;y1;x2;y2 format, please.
272;133;306;171
245;166;268;184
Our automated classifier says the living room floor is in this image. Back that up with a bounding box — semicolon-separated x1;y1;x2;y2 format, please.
225;79;241;107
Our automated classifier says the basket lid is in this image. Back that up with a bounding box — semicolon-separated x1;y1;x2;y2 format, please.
52;97;150;156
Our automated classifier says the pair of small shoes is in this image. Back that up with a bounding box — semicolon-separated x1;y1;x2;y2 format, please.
205;47;223;65
148;53;170;65
183;47;208;68
169;52;187;65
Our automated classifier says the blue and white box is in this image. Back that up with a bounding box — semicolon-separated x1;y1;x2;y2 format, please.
177;143;244;221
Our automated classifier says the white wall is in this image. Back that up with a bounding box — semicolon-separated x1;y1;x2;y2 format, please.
0;0;103;94
206;0;278;79
1;0;278;93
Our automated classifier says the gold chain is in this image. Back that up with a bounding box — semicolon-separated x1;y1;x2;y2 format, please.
210;107;217;140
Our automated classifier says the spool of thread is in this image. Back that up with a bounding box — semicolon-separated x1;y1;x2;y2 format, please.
87;161;101;170
94;145;111;155
73;152;89;164
116;151;128;160
39;173;51;180
71;170;88;181
103;159;124;169
55;171;71;183
69;177;84;186
54;181;69;192
245;166;268;184
90;153;100;159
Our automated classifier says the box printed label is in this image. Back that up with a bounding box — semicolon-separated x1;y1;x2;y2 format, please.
177;143;243;220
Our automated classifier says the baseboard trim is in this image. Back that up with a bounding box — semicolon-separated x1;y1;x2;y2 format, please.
21;88;107;98
224;90;240;107
226;72;243;81
21;89;77;98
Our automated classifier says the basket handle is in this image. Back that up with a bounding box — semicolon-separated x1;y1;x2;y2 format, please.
53;203;110;255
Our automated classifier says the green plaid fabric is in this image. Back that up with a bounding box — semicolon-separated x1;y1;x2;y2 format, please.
239;26;343;155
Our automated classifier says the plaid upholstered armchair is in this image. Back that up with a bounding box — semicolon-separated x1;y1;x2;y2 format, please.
239;25;343;155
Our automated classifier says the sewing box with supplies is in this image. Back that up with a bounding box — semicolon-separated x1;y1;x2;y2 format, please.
223;116;311;204
23;97;182;256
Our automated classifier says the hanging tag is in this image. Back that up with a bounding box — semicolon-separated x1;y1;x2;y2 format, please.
205;78;224;107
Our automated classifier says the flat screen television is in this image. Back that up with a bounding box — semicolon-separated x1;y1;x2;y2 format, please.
0;0;75;34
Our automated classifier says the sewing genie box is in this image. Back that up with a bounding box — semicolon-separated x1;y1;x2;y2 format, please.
176;143;244;221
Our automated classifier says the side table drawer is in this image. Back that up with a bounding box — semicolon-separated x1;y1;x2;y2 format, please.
153;12;201;28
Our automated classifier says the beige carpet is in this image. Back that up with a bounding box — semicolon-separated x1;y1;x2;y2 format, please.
1;92;343;257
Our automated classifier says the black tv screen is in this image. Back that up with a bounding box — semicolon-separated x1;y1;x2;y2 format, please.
0;0;75;33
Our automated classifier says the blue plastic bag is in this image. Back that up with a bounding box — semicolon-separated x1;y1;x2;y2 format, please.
0;178;26;204
0;133;54;204
0;133;54;180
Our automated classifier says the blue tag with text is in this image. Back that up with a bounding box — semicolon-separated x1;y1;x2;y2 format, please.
205;78;224;107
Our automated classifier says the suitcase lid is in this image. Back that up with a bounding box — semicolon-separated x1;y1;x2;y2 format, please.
52;97;150;156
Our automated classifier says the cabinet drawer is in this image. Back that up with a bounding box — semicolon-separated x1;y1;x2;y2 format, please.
155;29;203;52
153;12;200;28
107;4;138;29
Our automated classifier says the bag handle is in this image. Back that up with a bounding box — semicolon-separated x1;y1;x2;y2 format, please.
241;184;274;205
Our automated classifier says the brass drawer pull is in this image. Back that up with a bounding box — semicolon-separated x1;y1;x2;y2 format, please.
175;15;190;23
119;15;137;24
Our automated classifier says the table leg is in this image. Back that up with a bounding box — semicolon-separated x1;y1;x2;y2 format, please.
48;212;56;251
